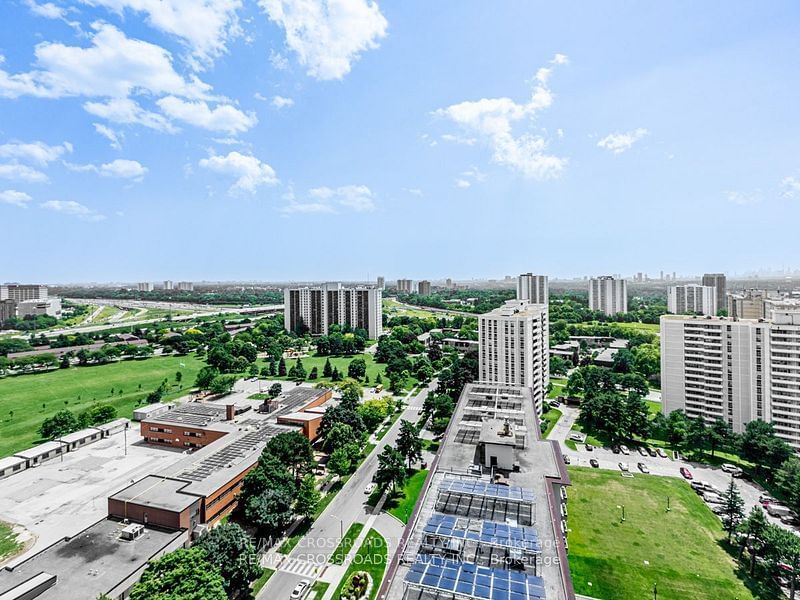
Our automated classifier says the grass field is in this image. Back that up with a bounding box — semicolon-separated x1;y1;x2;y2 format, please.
310;581;330;598
330;522;365;564
541;407;562;439
383;298;441;319
548;377;568;399
567;468;755;600
0;354;205;458
368;469;428;524
0;521;21;563
266;354;389;386
331;528;388;600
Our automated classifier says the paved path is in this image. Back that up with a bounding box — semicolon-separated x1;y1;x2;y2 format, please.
257;381;438;600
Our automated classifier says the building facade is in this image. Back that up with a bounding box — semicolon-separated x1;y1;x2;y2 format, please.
284;282;383;339
0;284;48;302
588;276;628;315
702;273;726;315
137;282;153;292
661;311;800;451
177;281;194;291
396;278;412;293
478;300;549;413
516;273;549;304
728;289;767;320
417;280;431;295
667;284;717;316
163;280;174;290
377;276;385;289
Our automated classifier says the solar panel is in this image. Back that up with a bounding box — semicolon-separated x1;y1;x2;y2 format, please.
423;515;540;554
405;554;546;600
439;478;535;503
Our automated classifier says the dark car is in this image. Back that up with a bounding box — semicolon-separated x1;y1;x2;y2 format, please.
589;458;599;468
611;446;621;454
563;454;571;465
646;447;658;457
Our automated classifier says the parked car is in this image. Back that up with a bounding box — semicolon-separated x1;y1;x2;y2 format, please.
590;458;599;468
619;445;630;455
611;446;620;454
780;513;800;526
291;580;310;599
760;495;777;505
550;400;560;408
646;447;658;457
618;462;630;472
364;482;377;494
585;444;594;451
569;433;585;442
766;503;792;518
703;492;725;505
656;448;668;458
563;454;571;465
637;446;648;457
680;467;693;480
637;462;649;473
721;463;744;477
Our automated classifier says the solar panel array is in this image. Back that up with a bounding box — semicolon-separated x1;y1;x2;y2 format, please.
405;554;546;600
150;403;227;426
423;515;540;554
439;479;535;503
177;424;286;482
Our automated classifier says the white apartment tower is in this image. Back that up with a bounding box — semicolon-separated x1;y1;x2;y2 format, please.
163;280;174;290
588;276;628;315
667;284;717;316
0;284;48;301
478;300;549;413
396;279;412;293
137;282;153;292
284;283;383;339
516;273;549;304
661;311;800;451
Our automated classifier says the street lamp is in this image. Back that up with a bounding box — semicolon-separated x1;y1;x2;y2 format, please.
653;582;657;600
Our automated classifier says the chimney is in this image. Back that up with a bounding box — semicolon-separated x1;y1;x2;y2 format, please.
226;404;235;421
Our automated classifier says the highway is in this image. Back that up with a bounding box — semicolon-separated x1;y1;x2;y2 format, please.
258;380;437;600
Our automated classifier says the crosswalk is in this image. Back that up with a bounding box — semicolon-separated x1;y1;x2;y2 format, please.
275;557;321;577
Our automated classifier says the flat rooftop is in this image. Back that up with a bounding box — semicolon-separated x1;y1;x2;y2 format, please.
14;441;65;459
0;518;184;600
143;402;229;429
108;475;200;513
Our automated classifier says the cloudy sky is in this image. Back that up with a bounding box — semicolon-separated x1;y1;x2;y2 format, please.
0;0;798;282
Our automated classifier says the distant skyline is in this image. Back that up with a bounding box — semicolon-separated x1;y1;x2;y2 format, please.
1;1;799;281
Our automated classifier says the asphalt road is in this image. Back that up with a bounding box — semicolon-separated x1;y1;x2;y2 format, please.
258;380;438;600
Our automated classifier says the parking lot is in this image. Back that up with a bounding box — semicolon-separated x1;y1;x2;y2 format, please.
553;405;796;533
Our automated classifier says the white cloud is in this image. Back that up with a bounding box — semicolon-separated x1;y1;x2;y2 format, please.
435;54;568;180
283;184;376;213
93;123;123;149
454;179;470;189
271;95;294;109
199;151;278;193
441;133;476;146
80;0;242;67
781;176;800;199
259;0;388;80
725;190;761;206
269;50;289;71
84;98;176;132
0;23;211;100
26;0;66;19
65;158;148;180
462;166;486;182
0;141;72;166
404;187;423;197
0;163;49;183
157;96;257;133
41;199;105;221
0;189;33;207
597;128;648;154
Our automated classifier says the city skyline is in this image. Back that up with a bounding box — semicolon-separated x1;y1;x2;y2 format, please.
1;1;799;282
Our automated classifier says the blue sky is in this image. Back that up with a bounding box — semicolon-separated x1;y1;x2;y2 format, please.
1;0;798;283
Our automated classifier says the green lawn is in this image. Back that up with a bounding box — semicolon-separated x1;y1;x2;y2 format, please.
368;469;428;523
310;581;330;599
0;354;205;458
331;529;388;600
330;522;365;565
541;407;562;439
249;568;275;598
267;354;396;388
383;298;440;319
548;378;568;399
0;521;21;563
567;468;756;600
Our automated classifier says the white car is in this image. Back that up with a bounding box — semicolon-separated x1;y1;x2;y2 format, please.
656;448;668;458
364;482;377;494
619;445;630;455
291;580;310;599
721;463;743;477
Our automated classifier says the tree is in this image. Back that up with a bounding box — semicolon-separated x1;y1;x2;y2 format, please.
777;457;800;516
375;446;406;493
129;547;226;600
396;419;423;468
238;454;296;533
549;355;569;377
323;358;333;378
295;474;321;519
323;422;359;453
347;357;367;380
194;523;260;594
278;357;287;377
358;399;388;432
331;366;342;382
175;371;183;384
764;526;800;599
309;366;318;380
265;432;315;480
82;404;117;426
720;478;745;542
686;416;708;454
195;365;221;389
741;420;787;475
288;358;307;381
611;348;635;373
738;506;769;575
209;374;236;396
666;409;689;447
39;410;79;439
248;363;259;378
328;446;352;477
269;382;283;398
709;418;733;457
339;380;362;409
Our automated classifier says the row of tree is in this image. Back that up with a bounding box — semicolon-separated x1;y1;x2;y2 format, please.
38;404;118;439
